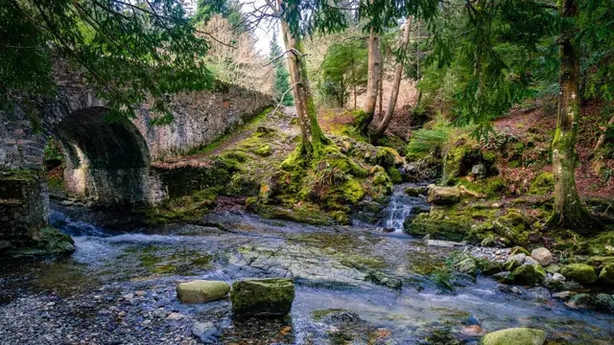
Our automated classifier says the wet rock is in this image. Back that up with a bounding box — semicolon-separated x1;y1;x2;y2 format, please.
166;312;184;321
566;293;595;309
544;272;566;290
527;287;551;300
552;291;574;300
511;264;546;286
560;263;597;285
480;260;503;275
481;328;546;345
492;271;513;283
462;324;487;337
176;280;230;304
191;321;220;344
594;293;614;313
231;278;295;317
365;271;403;290
530;247;553;266
510;246;530;256
598;263;614;285
404;186;426;197
545;264;561;274
523;256;539;266
503;253;526;271
464;315;481;326
454;256;478;277
426;185;461;205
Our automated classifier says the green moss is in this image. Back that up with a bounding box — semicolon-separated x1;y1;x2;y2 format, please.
529;172;554;195
6;226;75;257
230;278;295;317
387;167;402;184
190;106;273;155
374;146;402;168
561;263;597;285
583;231;614;255
145;187;219;225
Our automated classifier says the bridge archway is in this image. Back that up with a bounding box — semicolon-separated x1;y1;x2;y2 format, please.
51;106;153;207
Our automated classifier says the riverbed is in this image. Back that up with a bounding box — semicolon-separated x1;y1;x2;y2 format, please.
1;205;614;344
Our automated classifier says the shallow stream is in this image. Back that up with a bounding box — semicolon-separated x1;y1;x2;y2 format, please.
1;206;614;344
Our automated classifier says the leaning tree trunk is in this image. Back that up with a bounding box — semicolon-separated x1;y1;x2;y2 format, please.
548;0;597;231
373;17;413;142
278;1;329;156
358;28;381;134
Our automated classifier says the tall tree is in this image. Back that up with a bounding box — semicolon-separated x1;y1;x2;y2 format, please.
269;36;294;106
1;0;212;124
319;39;368;108
359;28;382;133
549;0;592;229
273;0;332;156
373;16;413;141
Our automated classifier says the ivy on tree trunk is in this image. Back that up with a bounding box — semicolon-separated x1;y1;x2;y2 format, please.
359;28;382;134
278;0;329;157
548;0;599;232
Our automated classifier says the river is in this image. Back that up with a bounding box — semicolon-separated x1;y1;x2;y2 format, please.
1;201;614;344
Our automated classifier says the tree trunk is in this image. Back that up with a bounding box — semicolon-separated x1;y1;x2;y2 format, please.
358;28;381;134
548;0;598;231
373;17;413;142
378;66;383;121
278;0;329;156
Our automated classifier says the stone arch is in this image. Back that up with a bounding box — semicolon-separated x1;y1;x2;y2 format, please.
50;106;153;207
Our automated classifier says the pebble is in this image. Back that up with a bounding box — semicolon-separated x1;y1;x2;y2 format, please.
166;312;184;321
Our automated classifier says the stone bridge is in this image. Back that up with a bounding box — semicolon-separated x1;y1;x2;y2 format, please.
0;82;273;251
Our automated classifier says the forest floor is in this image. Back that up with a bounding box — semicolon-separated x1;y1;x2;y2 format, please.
493;99;614;199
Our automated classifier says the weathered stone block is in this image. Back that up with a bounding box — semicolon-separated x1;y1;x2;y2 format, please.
427;185;461;205
176;280;230;304
230;278;295;317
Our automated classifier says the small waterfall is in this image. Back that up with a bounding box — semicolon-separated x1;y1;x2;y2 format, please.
380;184;430;233
383;195;414;232
50;210;109;237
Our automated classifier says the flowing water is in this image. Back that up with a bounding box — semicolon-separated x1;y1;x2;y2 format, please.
379;184;430;233
1;206;614;344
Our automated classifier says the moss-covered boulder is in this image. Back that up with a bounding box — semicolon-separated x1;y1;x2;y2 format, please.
503;253;526;271
427;186;461;205
511;264;546;286
598;263;614;285
373;147;404;168
5;227;75;257
231;278;295;317
405;212;470;242
443;140;497;184
176;280;230;304
561;263;597;285
480;328;546;345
